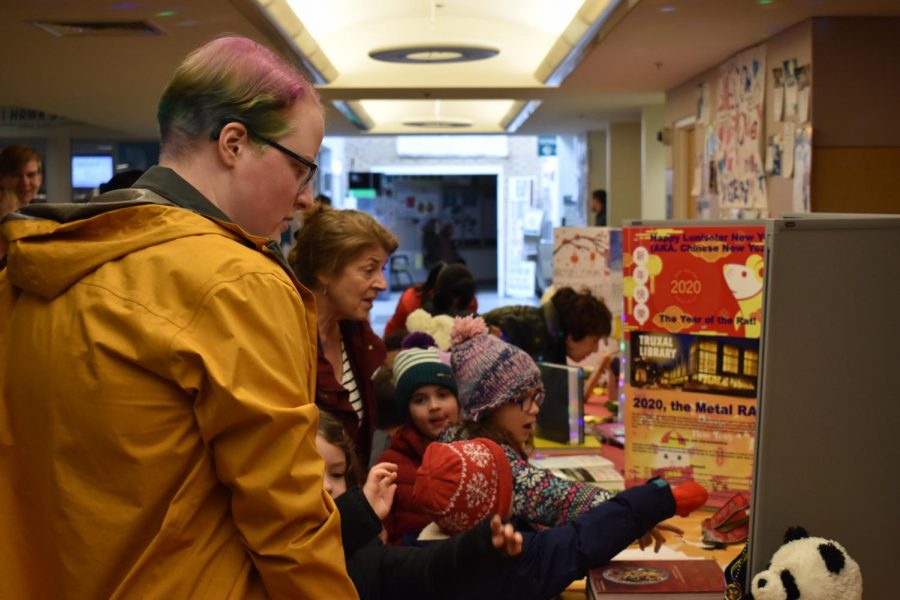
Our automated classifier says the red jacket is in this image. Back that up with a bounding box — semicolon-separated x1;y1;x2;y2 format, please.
316;319;386;467
384;287;478;337
377;424;432;544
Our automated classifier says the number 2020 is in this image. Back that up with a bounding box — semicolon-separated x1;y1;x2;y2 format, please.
670;279;701;294
633;397;664;410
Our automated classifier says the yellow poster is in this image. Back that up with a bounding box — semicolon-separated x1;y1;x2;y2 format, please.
624;384;755;508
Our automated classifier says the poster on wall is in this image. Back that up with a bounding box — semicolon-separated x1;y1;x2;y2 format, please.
623;377;757;508
552;227;624;370
772;67;785;123
622;225;765;508
715;44;767;213
782;122;796;179
783;59;798;119
796;65;811;123
622;225;766;339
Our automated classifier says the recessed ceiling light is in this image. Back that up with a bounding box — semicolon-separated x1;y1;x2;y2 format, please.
369;45;499;64
401;117;474;128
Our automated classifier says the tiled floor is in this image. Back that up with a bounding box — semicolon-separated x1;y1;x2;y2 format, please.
370;284;540;337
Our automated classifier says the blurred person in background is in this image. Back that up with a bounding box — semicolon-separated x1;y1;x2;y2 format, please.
481;286;612;365
0;145;43;207
384;261;478;337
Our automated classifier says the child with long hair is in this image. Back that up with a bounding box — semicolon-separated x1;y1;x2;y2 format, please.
440;316;681;537
439;315;612;528
316;410;521;600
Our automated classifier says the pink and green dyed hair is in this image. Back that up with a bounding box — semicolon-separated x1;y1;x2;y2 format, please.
157;35;321;160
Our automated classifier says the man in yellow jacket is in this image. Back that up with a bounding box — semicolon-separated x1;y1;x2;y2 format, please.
0;36;358;598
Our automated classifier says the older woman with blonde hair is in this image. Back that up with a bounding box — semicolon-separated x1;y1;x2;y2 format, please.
290;206;398;467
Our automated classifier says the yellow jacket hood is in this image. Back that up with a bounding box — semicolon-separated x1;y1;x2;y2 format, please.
2;189;271;300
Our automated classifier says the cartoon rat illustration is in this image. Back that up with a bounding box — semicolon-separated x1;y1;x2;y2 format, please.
723;254;764;338
650;430;694;483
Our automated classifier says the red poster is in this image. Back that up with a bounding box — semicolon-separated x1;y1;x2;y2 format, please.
623;225;766;339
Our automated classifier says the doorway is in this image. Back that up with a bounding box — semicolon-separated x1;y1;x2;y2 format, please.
365;166;501;288
371;165;503;288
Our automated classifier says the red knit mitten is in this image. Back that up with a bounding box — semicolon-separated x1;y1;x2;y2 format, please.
671;481;708;517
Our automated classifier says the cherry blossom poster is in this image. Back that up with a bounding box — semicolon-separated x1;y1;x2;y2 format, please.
552;227;623;369
715;44;767;212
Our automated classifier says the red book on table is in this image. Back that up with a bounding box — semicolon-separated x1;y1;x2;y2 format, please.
587;559;724;599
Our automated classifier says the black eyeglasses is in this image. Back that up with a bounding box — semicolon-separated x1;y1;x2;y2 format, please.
212;120;318;192
519;387;545;413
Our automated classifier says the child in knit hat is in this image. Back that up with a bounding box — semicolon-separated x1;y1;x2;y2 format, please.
441;315;617;529
316;410;522;600
376;332;461;544
413;438;709;600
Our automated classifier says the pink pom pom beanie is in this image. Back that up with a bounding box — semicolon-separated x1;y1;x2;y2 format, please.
449;316;542;421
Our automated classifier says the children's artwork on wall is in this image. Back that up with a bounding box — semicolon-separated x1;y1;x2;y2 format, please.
796;65;811;123
715;44;767;212
792;125;813;213
781;122;796;179
772;66;785;123
783;59;798;119
765;133;782;177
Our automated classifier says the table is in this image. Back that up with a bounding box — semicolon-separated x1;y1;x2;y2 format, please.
559;509;743;598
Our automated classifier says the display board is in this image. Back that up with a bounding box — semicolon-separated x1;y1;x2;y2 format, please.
622;222;765;508
748;215;900;598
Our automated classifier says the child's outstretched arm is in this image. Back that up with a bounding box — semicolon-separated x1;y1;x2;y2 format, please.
363;462;398;520
490;481;691;600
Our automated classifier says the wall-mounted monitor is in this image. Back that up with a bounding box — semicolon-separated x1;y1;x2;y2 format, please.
72;155;114;189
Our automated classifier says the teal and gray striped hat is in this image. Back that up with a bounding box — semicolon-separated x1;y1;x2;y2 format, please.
392;334;457;418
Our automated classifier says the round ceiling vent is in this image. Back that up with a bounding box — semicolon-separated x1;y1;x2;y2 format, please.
369;45;499;64
401;117;474;128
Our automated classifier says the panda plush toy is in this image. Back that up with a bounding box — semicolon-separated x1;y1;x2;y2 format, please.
748;526;862;600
